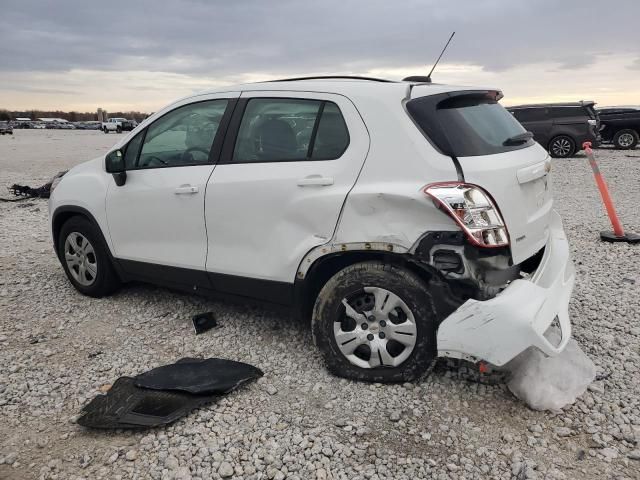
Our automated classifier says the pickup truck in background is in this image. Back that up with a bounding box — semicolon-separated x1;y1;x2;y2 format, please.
597;107;640;149
102;118;136;134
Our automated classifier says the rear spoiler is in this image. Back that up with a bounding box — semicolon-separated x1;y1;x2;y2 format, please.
405;83;503;102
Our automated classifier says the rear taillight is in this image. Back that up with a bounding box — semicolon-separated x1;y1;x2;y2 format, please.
424;182;509;248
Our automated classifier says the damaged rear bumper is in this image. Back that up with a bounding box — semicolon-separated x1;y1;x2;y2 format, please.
436;211;575;366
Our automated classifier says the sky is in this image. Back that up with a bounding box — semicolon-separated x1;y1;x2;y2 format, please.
1;0;639;112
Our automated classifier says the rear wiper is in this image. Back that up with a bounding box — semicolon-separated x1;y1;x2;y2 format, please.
503;131;534;146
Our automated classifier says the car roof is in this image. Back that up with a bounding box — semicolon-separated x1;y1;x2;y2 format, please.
508;101;595;109
180;76;497;103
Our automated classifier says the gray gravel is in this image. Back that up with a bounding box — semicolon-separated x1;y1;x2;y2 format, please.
1;130;639;479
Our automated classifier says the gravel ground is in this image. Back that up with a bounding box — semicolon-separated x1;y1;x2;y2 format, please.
0;130;639;480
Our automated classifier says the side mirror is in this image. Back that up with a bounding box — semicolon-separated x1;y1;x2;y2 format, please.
105;149;126;186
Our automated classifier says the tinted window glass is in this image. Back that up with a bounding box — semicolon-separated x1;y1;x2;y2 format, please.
124;130;144;169
511;108;548;123
552;107;585;118
407;95;532;157
311;103;349;160
137;100;227;168
232;99;349;163
233;99;320;162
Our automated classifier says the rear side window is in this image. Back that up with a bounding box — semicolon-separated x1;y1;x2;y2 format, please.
407;94;532;157
511;108;548;122
232;98;349;163
311;103;350;160
552;107;586;118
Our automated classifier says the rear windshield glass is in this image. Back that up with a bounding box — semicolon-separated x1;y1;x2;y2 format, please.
407;94;533;157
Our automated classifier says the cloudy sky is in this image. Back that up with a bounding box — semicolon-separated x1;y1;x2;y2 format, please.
1;0;639;112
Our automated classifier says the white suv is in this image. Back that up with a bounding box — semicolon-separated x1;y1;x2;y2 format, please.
49;76;575;382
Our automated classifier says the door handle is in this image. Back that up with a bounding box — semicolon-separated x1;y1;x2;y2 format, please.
174;185;199;195
297;175;334;187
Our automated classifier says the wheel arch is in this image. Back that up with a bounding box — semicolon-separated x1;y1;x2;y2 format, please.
293;249;457;323
547;133;577;148
52;206;118;267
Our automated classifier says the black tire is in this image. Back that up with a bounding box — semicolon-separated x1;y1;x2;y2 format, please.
116;126;122;134
548;135;576;158
612;129;638;150
58;216;120;297
312;261;438;383
103;127;109;134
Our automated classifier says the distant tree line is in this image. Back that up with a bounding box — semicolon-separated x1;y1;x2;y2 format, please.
0;109;149;122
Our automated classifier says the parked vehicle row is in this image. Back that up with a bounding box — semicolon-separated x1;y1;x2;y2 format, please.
507;102;640;157
49;76;575;382
0;121;13;135
102;118;136;134
507;102;600;158
597;107;640;150
5;120;135;131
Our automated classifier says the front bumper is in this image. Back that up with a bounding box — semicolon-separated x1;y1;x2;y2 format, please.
436;211;575;366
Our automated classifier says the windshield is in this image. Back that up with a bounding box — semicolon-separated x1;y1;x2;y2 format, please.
407;93;533;157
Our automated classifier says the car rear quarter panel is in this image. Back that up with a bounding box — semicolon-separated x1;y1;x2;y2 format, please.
332;94;460;249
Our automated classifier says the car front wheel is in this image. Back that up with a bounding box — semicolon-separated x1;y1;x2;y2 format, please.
312;261;437;383
549;135;576;158
58;216;120;297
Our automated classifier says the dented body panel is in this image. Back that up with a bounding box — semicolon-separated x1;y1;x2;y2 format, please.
437;211;574;365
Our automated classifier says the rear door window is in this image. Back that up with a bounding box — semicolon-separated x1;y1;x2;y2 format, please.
407;93;533;157
311;102;350;160
232;98;349;163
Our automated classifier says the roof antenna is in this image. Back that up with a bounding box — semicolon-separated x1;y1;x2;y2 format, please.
403;31;455;83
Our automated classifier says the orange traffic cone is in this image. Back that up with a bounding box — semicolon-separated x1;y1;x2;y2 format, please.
583;142;639;243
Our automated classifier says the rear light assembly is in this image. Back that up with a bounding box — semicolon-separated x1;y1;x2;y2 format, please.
424;182;509;248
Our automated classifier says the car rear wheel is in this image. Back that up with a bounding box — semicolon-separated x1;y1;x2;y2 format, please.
312;261;437;383
103;127;109;134
58;216;120;297
116;126;122;133
548;135;576;158
613;129;638;150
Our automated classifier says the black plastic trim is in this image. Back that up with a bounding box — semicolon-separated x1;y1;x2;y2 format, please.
219;98;249;165
207;271;293;305
117;258;294;306
268;75;395;83
118;259;212;289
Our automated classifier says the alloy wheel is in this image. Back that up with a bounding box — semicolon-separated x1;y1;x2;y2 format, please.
64;232;97;286
618;133;634;148
334;287;417;369
551;138;572;157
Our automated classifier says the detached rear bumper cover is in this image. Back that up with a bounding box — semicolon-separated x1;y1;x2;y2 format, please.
437;211;574;366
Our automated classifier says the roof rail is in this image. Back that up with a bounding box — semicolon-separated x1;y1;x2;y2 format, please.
267;75;395;83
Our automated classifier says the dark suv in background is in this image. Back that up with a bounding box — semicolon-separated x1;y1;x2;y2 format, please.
508;101;600;158
597;107;640;150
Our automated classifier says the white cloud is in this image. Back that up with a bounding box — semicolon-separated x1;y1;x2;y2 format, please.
0;0;638;111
